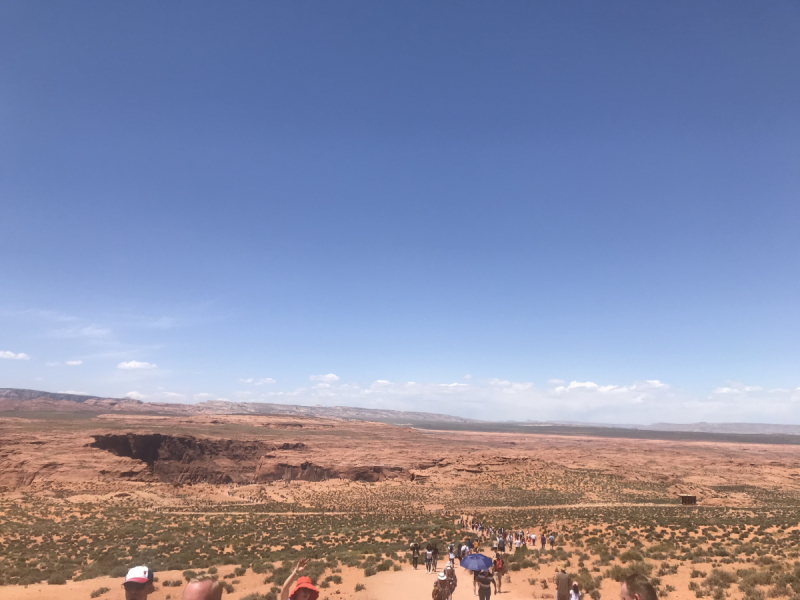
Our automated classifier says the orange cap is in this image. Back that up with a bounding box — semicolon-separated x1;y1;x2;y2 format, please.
290;576;319;600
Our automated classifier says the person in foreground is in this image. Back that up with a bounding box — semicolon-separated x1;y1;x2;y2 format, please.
123;566;155;600
433;572;450;600
555;567;571;600
183;574;223;600
476;569;495;600
281;558;320;600
620;574;658;600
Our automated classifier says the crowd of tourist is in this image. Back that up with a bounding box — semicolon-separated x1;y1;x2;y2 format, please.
121;520;659;600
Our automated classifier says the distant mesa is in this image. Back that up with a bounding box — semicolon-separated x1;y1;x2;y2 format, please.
0;387;475;424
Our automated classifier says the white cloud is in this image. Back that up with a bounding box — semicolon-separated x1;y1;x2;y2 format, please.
547;379;565;386
117;360;158;370
310;373;340;383
194;392;213;399
59;390;88;395
66;360;82;366
713;382;763;394
125;391;146;400
240;377;276;385
567;381;599;390
0;350;31;360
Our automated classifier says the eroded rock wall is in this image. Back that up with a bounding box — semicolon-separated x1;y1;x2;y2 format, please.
88;433;407;485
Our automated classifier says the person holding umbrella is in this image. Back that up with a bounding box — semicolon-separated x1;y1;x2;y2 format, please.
460;552;495;596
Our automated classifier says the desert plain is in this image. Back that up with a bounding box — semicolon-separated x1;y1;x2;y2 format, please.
2;412;800;600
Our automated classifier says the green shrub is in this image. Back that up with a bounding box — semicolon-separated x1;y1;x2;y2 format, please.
704;569;738;589
48;573;68;585
355;583;366;592
620;550;644;563
90;587;110;598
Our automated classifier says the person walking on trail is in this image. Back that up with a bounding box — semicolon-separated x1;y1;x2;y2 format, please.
492;554;505;594
433;573;450;600
477;569;495;600
280;558;320;600
549;534;555;548
448;544;456;566
411;542;421;570
497;535;505;554
570;582;581;600
541;534;547;549
444;563;458;600
425;544;434;573
555;568;571;600
432;544;440;572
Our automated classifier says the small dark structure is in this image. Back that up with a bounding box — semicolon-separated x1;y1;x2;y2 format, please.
679;494;697;505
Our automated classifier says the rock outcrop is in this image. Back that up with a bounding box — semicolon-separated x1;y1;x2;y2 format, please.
88;433;407;484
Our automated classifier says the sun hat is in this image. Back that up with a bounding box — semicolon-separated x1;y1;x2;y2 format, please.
124;566;154;584
438;573;448;580
290;576;319;600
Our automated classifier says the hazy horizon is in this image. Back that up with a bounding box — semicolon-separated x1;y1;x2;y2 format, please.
1;2;798;423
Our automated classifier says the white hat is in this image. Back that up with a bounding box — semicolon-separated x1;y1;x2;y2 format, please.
125;566;153;584
438;573;447;580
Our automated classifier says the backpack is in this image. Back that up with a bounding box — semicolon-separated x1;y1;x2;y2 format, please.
496;559;504;572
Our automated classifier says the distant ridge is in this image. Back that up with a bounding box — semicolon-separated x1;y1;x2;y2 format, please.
1;388;798;437
0;388;476;424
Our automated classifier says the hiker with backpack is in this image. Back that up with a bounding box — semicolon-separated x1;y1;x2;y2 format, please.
493;554;505;593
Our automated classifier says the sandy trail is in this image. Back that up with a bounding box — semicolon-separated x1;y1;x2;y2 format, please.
0;564;579;600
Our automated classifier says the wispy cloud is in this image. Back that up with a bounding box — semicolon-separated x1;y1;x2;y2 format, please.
125;391;146;400
713;382;763;394
239;377;277;385
66;360;82;366
0;350;30;360
117;360;158;370
52;325;112;339
310;373;339;383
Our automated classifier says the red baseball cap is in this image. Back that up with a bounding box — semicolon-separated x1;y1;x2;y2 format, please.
290;576;319;600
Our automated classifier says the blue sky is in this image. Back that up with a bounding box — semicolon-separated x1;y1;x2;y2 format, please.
1;1;798;423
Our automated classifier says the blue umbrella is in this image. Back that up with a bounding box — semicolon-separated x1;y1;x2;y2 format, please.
460;553;493;571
